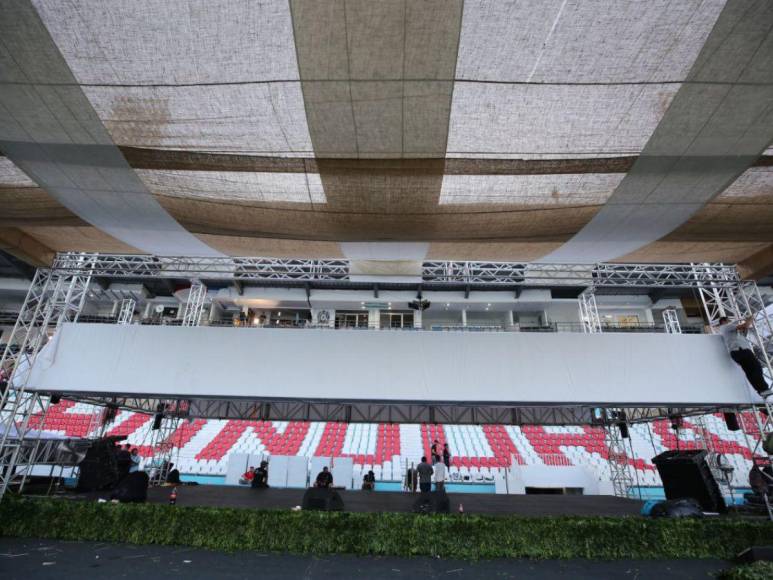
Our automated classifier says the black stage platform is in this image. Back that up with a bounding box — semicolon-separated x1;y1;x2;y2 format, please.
144;485;644;517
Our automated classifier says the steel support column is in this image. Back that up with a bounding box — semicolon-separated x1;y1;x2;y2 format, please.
146;412;180;487
181;281;207;327
0;255;93;498
578;289;602;334
117;298;136;325
604;419;633;498
662;308;682;334
695;265;773;518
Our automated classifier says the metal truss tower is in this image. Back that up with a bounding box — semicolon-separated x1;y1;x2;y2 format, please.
604;418;634;498
117;298;136;325
578;289;602;334
696;275;773;431
662;308;682;334
0;255;93;497
146;411;181;487
694;264;773;517
181;281;207;327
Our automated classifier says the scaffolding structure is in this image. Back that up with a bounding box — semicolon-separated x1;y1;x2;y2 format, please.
0;253;770;504
50;252;739;289
117;298;136;325
146;410;181;487
695;271;773;517
181;281;207;327
0;255;94;496
662;308;682;334
578;290;602;334
604;418;634;498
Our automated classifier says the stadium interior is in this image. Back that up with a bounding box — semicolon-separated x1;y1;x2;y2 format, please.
1;0;773;576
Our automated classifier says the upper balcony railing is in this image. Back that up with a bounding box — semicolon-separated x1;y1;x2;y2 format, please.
62;315;706;335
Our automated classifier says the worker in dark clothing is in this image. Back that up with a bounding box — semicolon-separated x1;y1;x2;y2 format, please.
362;470;376;491
416;456;433;493
431;439;441;464
252;461;269;488
315;466;333;488
116;444;132;480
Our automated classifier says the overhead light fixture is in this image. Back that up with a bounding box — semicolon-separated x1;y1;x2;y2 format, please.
446;303;450;307
278;311;282;316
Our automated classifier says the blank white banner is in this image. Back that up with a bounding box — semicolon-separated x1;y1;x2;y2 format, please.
28;323;754;406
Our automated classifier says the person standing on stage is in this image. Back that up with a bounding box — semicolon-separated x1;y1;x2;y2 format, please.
431;439;441;464
416;456;433;493
442;443;451;469
718;316;772;397
252;461;269;488
116;443;131;480
433;460;447;492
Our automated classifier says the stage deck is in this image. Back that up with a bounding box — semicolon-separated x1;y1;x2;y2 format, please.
145;485;645;517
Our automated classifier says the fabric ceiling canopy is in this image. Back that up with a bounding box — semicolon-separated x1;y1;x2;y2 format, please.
0;0;771;271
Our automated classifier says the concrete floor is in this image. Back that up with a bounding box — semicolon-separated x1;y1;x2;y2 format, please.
0;539;731;580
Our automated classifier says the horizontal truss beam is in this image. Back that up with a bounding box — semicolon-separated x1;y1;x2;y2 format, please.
50;253;741;289
57;394;725;426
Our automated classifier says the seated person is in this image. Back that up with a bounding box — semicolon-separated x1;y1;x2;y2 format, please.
315;466;333;488
129;448;141;473
252;461;269;488
362;470;376;491
239;466;256;485
166;467;181;486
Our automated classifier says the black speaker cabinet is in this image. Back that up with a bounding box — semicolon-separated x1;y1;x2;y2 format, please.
110;471;149;503
723;412;740;431
302;487;345;511
652;450;726;513
76;438;120;492
412;490;450;514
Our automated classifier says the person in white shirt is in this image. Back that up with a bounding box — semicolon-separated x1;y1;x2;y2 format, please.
433;460;447;492
718;316;771;397
129;448;141;473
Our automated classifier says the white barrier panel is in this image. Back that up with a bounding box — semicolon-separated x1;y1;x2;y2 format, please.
518;465;600;494
225;453;248;486
506;467;525;495
493;472;508;494
332;457;354;490
28;324;753;405
286;456;309;488
267;455;290;488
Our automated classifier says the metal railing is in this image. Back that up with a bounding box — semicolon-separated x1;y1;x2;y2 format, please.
42;317;706;335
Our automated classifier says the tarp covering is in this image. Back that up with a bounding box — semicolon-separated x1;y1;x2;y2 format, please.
0;0;771;265
28;323;758;407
